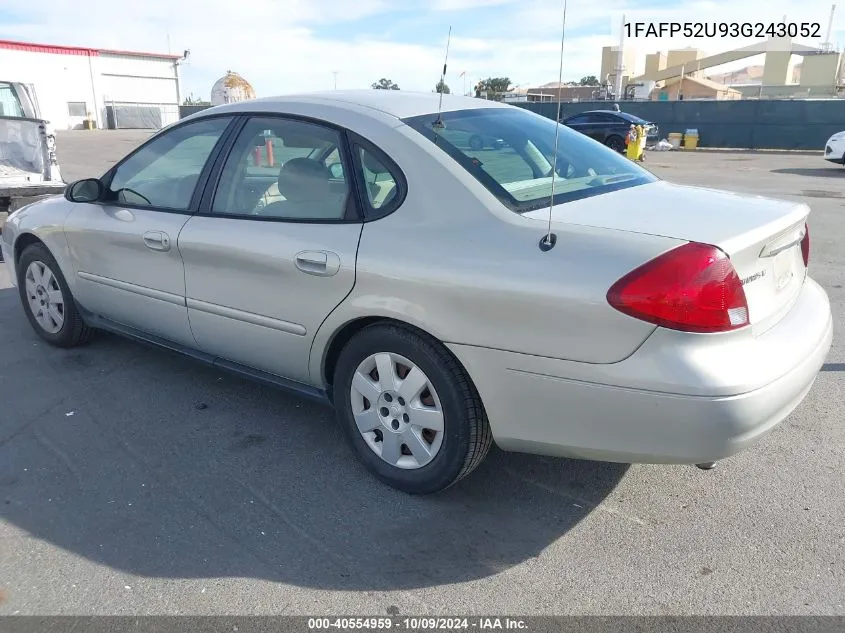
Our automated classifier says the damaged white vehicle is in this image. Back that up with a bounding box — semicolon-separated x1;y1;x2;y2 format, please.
1;81;65;241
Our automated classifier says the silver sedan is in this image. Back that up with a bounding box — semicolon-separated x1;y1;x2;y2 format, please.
1;91;833;494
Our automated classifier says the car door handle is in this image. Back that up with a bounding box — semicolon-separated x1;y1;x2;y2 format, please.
295;250;340;277
143;231;171;252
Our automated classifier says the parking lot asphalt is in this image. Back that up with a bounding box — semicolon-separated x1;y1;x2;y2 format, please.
0;131;843;615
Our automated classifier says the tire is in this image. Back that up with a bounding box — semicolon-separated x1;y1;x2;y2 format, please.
17;243;95;348
333;323;492;494
606;135;625;153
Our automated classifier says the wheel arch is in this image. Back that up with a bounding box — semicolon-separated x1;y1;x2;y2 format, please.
317;315;478;397
14;232;47;266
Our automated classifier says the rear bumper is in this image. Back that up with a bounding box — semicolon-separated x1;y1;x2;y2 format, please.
448;277;832;464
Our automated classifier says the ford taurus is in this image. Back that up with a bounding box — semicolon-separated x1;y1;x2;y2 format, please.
1;91;832;494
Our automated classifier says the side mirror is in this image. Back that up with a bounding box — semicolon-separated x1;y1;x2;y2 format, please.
66;178;103;203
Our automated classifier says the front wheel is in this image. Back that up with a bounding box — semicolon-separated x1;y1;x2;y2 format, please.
333;323;492;494
17;243;94;347
606;135;626;153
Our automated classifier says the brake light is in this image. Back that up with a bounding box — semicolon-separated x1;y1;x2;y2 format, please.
801;222;810;268
607;242;749;333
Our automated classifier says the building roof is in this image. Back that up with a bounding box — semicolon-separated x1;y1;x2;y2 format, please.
0;38;182;60
201;90;509;120
661;75;742;93
708;65;765;84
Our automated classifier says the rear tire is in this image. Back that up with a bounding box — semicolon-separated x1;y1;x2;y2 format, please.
17;243;94;348
606;135;626;153
332;323;492;494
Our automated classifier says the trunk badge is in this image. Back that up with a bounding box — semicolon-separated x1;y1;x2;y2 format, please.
740;270;766;286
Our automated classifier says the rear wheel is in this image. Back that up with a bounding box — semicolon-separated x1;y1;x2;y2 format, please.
606;135;625;153
17;243;94;347
332;323;492;494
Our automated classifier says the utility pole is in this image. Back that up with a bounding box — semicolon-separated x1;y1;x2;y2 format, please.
678;64;685;100
332;71;339;90
614;13;625;100
823;4;836;52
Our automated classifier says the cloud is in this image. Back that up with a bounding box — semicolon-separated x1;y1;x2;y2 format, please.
0;0;841;99
430;0;517;10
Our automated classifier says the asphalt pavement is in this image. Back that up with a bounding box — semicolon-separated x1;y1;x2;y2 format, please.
0;133;843;615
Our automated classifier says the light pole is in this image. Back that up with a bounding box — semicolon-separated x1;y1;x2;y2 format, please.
332;71;339;90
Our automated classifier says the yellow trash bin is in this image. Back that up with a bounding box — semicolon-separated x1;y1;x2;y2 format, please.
683;128;699;150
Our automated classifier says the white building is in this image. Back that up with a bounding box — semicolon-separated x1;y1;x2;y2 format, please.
0;38;184;130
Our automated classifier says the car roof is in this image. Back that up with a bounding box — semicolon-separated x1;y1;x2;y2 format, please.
566;110;649;122
201;90;511;121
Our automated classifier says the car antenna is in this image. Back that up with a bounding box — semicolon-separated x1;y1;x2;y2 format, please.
539;0;568;253
432;25;452;130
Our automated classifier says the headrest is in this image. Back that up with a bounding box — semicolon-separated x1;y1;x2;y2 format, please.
361;151;385;174
277;158;332;202
280;157;332;179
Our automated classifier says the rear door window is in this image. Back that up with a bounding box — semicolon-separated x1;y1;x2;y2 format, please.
211;116;351;221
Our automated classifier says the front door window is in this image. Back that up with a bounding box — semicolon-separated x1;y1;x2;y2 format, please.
105;117;232;210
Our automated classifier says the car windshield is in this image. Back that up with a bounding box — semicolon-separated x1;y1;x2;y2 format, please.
402;107;657;213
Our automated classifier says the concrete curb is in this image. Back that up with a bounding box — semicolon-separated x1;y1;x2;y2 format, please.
678;148;821;156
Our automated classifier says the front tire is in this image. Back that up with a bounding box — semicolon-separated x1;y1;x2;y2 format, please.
333;323;492;494
606;135;625;153
17;243;94;348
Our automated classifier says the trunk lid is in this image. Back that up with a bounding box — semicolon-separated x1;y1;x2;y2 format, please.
523;180;809;334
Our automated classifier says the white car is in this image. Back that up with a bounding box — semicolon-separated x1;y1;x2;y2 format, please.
1;91;834;494
824;130;845;165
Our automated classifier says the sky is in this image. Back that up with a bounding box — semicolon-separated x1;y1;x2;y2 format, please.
0;0;842;100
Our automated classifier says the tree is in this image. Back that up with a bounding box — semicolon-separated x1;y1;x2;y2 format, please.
435;79;450;94
183;93;211;106
372;78;400;90
474;77;512;100
578;75;600;86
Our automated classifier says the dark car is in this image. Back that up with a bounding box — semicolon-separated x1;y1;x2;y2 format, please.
561;110;659;153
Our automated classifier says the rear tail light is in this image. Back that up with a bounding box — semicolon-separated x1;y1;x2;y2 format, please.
801;222;810;268
607;242;749;333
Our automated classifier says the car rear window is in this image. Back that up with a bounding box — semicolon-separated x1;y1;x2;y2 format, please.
403;107;657;213
0;82;26;118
